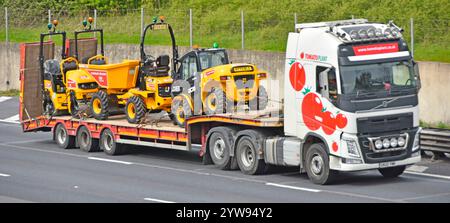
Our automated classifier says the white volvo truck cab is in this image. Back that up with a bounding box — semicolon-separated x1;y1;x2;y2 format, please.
283;19;421;184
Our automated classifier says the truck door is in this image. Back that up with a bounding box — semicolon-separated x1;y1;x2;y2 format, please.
20;41;54;132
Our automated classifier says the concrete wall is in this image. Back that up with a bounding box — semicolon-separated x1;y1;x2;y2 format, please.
418;62;450;125
1;42;449;124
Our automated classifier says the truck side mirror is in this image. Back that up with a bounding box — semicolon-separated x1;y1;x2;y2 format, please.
413;61;421;91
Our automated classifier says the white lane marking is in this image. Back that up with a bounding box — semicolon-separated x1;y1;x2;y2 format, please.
406;165;428;173
144;197;175;203
0;173;11;177
88;157;133;165
405;171;450;180
3;114;19;122
0;114;20;124
265;182;321;193
0;96;12;103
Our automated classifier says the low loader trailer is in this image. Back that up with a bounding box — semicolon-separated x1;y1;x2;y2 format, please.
20;19;422;184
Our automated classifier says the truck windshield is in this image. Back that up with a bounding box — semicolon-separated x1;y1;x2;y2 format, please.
198;50;228;70
340;61;417;95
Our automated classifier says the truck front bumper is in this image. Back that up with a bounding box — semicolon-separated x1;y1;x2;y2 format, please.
329;153;421;172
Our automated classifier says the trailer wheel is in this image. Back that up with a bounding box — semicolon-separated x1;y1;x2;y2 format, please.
208;131;233;170
236;136;267;175
54;124;75;149
205;88;225;115
305;143;337;185
90;90;109;120
125;96;147;123
77;126;99;152
378;166;406;178
249;86;268;111
100;128;127;155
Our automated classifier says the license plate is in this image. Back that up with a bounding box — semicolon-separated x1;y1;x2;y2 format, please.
379;161;396;168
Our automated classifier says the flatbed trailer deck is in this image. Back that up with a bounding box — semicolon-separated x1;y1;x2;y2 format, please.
21;110;284;158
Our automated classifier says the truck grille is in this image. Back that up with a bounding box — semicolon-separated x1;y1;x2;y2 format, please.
357;128;418;163
234;75;255;89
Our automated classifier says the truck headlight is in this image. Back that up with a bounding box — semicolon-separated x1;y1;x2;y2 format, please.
390;138;398;147
374;139;383;149
397;136;406;147
382;138;390;148
345;139;360;158
412;131;420;152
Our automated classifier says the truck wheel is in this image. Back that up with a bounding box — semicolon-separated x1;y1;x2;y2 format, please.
249;86;268;111
54;124;75;149
126;96;147;124
90;90;109;120
236;136;267;175
205;88;225;115
378;166;406;178
100;128;127;155
77;126;99;152
208;131;232;170
305;143;337;185
171;95;192;127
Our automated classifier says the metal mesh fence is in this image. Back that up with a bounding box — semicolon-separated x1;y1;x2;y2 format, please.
0;7;448;55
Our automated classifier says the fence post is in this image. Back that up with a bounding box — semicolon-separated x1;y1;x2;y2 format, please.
294;13;297;32
5;7;8;43
48;9;51;39
141;7;144;38
241;10;245;50
94;9;97;37
189;9;193;48
410;17;414;58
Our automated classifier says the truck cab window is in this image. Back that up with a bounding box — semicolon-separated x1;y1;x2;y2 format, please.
316;66;337;102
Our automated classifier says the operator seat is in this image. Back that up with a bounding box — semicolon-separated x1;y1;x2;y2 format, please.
43;59;61;80
143;55;170;77
81;56;106;65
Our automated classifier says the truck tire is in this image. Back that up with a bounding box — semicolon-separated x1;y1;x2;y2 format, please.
100;128;127;155
171;95;192;127
378;166;406;178
236;136;267;175
249;86;268;111
205;88;225;115
90;90;109;120
77;126;99;152
54;124;75;149
305;143;337;185
125;96;147;124
208;131;233;170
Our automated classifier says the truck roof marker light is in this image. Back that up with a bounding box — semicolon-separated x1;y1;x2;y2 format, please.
152;16;158;23
375;28;382;37
358;29;368;39
159;16;166;23
367;28;375;38
82;20;88;27
88;17;94;24
349;30;358;40
47;23;53;30
384;28;392;38
213;42;219;48
192;44;200;49
52;20;58;27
